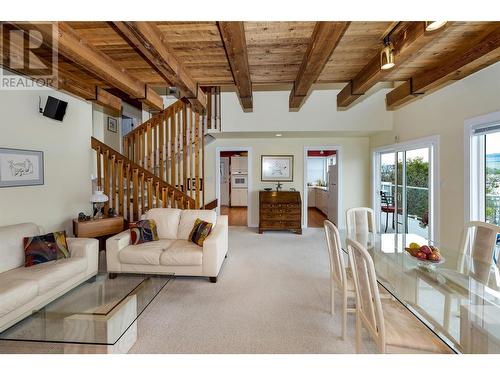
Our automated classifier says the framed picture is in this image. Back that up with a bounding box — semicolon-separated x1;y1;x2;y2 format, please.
0;148;44;188
107;117;118;133
261;155;294;182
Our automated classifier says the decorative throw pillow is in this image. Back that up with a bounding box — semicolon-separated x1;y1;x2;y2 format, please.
189;218;213;247
129;220;159;245
24;231;70;267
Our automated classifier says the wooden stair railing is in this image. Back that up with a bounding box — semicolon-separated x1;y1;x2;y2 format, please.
92;136;196;222
123;99;208;209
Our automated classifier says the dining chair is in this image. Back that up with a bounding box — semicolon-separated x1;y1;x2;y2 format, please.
347;238;451;354
346;207;377;237
459;221;500;267
323;220;356;339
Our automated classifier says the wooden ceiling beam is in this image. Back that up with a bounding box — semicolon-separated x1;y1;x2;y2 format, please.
16;22;162;111
386;25;500;109
1;25;122;114
289;21;350;110
112;21;206;110
218;22;253;110
337;21;447;107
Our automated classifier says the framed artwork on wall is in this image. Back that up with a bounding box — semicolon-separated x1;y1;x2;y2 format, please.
107;117;118;133
261;155;294;182
0;148;44;188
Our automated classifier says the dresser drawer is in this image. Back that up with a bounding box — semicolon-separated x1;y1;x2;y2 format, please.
260;220;301;229
260;211;301;221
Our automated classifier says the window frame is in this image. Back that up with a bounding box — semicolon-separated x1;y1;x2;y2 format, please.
465;110;500;223
372;135;440;243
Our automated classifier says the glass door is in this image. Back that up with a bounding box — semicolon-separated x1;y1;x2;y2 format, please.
376;145;433;240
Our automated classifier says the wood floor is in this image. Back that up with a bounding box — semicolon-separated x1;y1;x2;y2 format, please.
220;206;247;226
308;207;327;228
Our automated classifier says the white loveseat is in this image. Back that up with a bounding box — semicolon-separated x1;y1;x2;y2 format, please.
106;208;228;282
0;223;99;333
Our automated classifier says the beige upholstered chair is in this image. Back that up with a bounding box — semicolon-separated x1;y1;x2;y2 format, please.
346;207;377;237
347;238;451;354
459;221;500;265
323;220;355;339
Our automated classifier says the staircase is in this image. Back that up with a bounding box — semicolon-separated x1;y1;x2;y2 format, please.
91;91;220;222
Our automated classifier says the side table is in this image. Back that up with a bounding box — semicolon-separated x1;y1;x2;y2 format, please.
73;216;125;251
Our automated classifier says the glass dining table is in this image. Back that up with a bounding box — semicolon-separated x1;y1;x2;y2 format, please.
339;231;500;354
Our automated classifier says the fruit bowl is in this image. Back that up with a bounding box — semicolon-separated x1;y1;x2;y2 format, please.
404;243;445;267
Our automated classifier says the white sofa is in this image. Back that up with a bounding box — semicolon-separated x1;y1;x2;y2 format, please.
106;208;228;282
0;222;99;333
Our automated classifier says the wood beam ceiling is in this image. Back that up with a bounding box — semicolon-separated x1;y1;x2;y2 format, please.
386;24;500;109
1;24;122;114
112;21;207;111
337;21;447;107
289;22;350;109
17;22;163;111
218;22;253;110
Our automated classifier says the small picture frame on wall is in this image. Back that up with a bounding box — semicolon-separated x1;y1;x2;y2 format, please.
107;117;118;133
261;155;294;182
0;148;44;188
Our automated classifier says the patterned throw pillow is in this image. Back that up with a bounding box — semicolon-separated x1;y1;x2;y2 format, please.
189;218;213;247
129;220;159;245
24;231;70;267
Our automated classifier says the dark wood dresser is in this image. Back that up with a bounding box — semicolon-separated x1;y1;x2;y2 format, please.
259;191;302;234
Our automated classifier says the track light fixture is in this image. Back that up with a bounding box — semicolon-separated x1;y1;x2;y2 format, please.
425;21;447;32
380;36;395;70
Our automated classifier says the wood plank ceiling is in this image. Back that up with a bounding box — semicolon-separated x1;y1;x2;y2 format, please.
3;21;500;112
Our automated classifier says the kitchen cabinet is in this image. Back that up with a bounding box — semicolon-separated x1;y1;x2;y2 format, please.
231;188;248;207
315;188;328;216
307;187;316;207
230;156;248;173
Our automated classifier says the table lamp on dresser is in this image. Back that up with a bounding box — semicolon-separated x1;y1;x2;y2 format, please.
91;190;108;219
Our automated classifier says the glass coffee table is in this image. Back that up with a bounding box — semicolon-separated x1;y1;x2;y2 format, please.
0;273;172;354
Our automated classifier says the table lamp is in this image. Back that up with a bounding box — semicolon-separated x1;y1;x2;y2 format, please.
91;190;108;219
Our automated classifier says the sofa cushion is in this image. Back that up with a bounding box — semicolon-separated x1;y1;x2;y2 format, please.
24;231;70;267
119;239;175;265
189;219;213;246
129;220;159;245
2;257;88;295
160;240;203;266
0;223;41;274
0;278;39;317
145;208;182;240
177;210;217;240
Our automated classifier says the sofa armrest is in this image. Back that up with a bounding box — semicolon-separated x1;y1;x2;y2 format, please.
202;215;228;277
106;230;131;273
66;237;99;275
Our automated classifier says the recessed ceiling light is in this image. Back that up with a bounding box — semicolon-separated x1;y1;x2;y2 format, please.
275;133;282;137
425;21;447;32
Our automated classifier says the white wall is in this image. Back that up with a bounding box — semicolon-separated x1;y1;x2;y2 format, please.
370;62;500;249
0;89;94;234
221;88;393;133
205;136;370;229
92;104;121;152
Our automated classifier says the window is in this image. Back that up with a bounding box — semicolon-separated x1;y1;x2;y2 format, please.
467;117;500;225
307;157;326;185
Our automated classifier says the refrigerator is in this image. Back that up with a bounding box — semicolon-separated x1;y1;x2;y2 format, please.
327;164;338;225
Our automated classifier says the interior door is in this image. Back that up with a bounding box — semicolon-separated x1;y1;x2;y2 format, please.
220;157;230;206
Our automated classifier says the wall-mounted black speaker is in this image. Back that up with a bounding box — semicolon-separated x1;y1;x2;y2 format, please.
43;96;67;121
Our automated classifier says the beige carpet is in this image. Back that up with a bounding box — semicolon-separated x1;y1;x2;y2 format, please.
129;227;373;353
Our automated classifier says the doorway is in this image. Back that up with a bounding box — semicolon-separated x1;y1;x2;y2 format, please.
373;137;439;241
216;148;252;227
303;147;341;228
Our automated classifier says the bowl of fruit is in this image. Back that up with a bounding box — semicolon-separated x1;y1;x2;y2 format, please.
404;242;445;267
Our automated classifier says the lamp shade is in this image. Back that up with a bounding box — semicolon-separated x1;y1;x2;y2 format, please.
90;190;109;203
